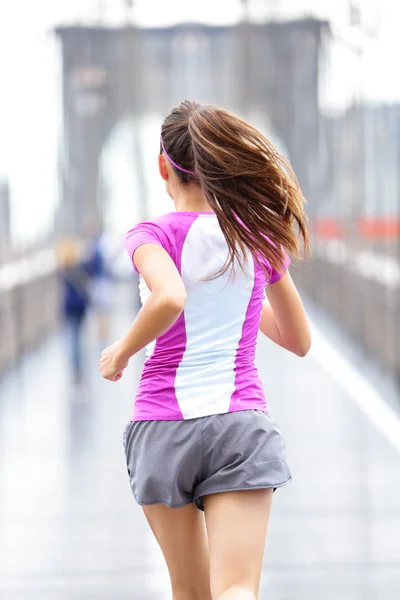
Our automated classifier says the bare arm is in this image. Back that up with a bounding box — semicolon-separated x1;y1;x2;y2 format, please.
100;243;186;380
259;272;311;357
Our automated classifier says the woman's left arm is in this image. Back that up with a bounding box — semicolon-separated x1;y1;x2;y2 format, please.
100;243;186;381
259;272;311;357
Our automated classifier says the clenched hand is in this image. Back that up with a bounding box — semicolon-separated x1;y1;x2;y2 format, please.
99;341;129;382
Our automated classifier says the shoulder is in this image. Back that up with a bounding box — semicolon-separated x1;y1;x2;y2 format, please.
125;213;200;247
125;214;184;272
125;214;177;249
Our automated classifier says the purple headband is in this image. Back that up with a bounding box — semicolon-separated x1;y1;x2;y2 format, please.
160;136;196;176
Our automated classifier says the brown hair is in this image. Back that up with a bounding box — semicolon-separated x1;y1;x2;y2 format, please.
161;100;309;276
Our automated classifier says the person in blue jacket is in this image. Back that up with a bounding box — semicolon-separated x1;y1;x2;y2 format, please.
57;238;91;383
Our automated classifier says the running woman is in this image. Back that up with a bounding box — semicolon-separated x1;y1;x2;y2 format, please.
100;100;311;600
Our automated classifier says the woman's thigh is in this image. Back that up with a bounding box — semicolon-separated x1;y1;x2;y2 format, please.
143;502;212;599
204;489;273;599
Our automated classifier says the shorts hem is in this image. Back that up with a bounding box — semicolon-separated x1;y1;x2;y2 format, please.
133;495;193;509
198;476;293;498
132;477;292;511
194;477;292;509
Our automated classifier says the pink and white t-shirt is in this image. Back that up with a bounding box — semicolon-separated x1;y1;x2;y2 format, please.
125;211;289;421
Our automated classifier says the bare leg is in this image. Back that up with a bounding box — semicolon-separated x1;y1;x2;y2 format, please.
143;502;212;600
204;489;273;600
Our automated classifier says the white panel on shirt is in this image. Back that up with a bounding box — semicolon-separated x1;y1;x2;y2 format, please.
175;215;255;419
139;275;156;358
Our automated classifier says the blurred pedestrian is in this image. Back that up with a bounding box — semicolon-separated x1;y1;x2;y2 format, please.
85;230;115;345
100;101;311;600
57;237;91;384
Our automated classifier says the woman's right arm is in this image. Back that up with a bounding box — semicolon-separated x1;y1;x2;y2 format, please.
99;242;186;381
259;272;311;357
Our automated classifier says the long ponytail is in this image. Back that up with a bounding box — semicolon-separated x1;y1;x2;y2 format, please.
161;101;309;275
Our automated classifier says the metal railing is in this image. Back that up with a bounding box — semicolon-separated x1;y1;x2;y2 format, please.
0;251;60;374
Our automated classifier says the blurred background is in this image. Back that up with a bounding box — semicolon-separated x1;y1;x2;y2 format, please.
0;1;399;599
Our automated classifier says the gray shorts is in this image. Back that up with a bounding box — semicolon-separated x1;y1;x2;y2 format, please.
123;409;291;511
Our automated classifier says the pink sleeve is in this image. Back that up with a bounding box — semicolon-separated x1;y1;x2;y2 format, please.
125;222;171;274
268;250;290;284
253;229;291;285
